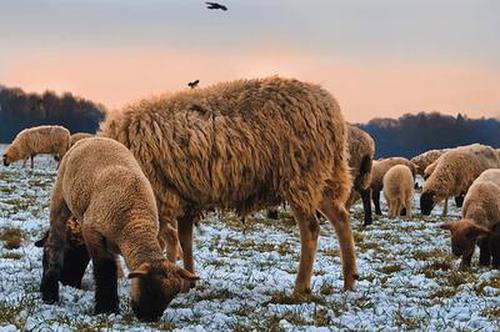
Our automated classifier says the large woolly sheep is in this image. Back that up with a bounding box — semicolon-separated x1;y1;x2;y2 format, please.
40;137;197;321
383;165;414;218
70;132;93;147
344;125;375;226
420;144;500;215
370;157;417;215
440;169;500;268
3;125;70;169
99;76;357;294
411;149;449;176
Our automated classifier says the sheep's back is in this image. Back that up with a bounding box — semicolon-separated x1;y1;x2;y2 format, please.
99;77;348;214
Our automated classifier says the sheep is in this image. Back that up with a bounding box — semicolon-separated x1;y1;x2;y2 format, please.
370;157;417;216
99;76;358;294
344;125;375;226
382;165;414;218
411;149;449;176
40;137;198;321
440;169;500;268
70;132;93;146
3;125;70;169
420;144;500;216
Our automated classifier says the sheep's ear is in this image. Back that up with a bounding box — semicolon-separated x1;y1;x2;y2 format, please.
128;263;151;279
439;223;454;231
174;266;199;281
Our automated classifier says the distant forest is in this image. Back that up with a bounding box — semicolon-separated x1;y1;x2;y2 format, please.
358;112;500;159
0;85;106;143
0;85;499;158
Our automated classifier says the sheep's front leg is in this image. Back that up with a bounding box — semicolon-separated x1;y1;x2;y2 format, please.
460;250;473;269
30;155;34;169
441;197;448;218
178;211;198;292
83;227;118;314
478;238;491;267
291;209;320;295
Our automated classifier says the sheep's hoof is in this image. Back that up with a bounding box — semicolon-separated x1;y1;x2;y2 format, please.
40;278;59;304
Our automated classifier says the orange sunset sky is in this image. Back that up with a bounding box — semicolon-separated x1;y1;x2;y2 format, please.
1;0;499;122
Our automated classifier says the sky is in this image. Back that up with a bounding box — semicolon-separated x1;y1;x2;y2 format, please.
1;0;499;122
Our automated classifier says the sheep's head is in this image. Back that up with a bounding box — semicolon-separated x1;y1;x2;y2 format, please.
440;219;491;257
128;260;198;322
420;190;436;215
454;193;465;208
2;145;17;166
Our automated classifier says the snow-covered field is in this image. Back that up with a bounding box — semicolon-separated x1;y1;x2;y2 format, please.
0;145;498;331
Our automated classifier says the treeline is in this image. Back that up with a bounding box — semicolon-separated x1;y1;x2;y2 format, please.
0;85;106;143
358;112;500;159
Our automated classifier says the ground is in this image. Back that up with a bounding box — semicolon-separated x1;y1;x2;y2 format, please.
0;147;498;331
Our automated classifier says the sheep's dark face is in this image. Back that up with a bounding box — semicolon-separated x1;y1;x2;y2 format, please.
129;260;198;322
3;153;11;166
440;220;491;259
420;191;436;215
454;193;465;208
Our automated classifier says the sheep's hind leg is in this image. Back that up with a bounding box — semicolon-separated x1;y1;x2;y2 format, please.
359;188;373;226
318;200;357;291
178;210;198;292
441;197;448;218
372;190;382;215
290;206;320;296
40;199;71;303
489;234;500;269
83;226;119;314
478;238;491;267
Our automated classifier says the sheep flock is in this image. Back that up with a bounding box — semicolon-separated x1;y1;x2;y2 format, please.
0;77;498;331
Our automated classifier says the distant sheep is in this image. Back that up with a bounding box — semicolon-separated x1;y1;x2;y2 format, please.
70;132;93;146
370;157;417;215
411;149;449;176
3;125;70;169
440;169;500;268
345;126;375;226
40;137;197;322
420;144;500;215
383;165;414;218
99;76;358;294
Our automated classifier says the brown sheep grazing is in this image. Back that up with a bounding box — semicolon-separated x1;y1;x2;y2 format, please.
383;165;414;218
420;144;500;215
99;76;357;294
411;149;449;176
3;125;70;169
70;132;93;146
370;157;417;216
344;125;375;226
40;137;197;322
440;169;500;268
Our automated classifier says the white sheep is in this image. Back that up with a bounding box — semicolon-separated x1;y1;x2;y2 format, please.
382;165;414;218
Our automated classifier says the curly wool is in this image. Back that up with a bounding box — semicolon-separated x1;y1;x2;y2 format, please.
99;77;352;218
383;165;414;217
70;132;93;147
371;157;417;193
411;149;449;176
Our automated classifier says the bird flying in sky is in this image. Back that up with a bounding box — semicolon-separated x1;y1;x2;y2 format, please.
205;2;228;11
